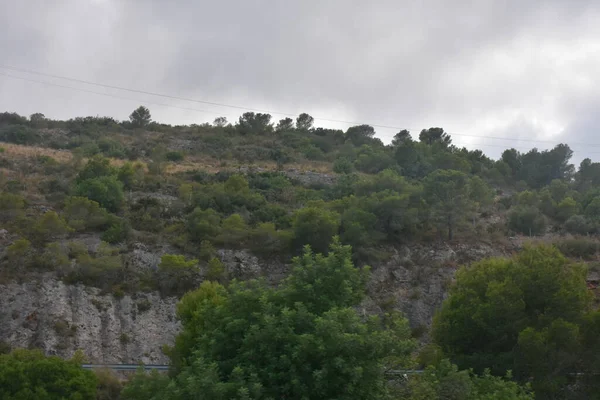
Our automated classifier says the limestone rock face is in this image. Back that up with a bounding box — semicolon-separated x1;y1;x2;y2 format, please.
0;241;530;362
0;278;179;364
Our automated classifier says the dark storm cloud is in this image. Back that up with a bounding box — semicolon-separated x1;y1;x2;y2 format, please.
1;0;600;160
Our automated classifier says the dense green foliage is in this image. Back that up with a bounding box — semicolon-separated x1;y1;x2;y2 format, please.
0;349;97;400
398;360;533;400
2;108;600;293
123;240;417;399
4;108;600;397
433;244;600;398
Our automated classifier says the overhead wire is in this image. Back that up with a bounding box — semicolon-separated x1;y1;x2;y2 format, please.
0;71;220;116
1;64;600;153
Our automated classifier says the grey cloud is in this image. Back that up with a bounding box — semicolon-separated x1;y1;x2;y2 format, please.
1;0;600;160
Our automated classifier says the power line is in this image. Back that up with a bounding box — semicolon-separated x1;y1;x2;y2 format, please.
2;70;600;155
2;65;600;151
450;141;600;155
0;64;310;117
1;63;596;147
0;71;220;115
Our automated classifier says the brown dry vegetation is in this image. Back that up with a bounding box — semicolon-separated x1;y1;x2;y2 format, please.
0;141;334;175
0;142;72;163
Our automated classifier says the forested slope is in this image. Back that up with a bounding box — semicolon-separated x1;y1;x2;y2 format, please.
2;107;600;398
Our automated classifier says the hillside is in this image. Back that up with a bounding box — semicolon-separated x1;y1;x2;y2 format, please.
1;107;600;365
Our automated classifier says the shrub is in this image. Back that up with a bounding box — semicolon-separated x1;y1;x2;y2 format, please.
166;151;184;161
249;222;293;256
205;257;226;282
555;196;579;222
508;206;547;236
102;218;131;244
53;319;76;337
198;240;216;262
157;254;200;295
333;157;354;174
80;142;101;157
136;299;152;313
98;138;126;158
555;237;600;260
0;192;25;223
585;197;600;220
0;349;97;399
186;208;221;243
29;211;72;244
251;203;291;228
74;176;124;212
120;333;130;344
95;368;123;400
33;242;70;271
0;341;10;354
0;124;40;144
129;198;166;233
564;215;592;235
118;162;145;190
215;214;250;246
64;250;124;289
6;238;33;268
292;206;340;254
76;155;115;182
63;196;110;231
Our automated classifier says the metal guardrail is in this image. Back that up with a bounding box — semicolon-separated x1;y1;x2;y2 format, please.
81;364;424;375
81;364;169;371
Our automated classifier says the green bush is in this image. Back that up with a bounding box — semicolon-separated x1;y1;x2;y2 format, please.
120;333;130;344
0;349;97;399
198;240;216;262
555;196;579;222
333;157;354;174
0;124;40;145
29;211;72;244
508;206;547;236
95;368;123;400
205;257;227;282
63;196;110;231
249;222;293;256
6;238;33;268
555;237;600;259
102;218;130;244
251;203;291;228
564;215;592;235
165;151;184;162
432;245;589;397
136;299;152;313
157;254;200;295
98;138;126;158
0;192;25;223
0;341;10;355
76;155;115;182
215;214;250;246
292;206;340;254
118;162;145;190
74;176;124;212
80;142;101;157
186;208;221;243
64;249;123;289
33;242;70;271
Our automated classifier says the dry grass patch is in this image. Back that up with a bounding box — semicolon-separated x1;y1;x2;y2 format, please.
0;142;72;163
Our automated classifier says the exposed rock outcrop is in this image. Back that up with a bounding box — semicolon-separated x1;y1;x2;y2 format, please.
0;278;178;364
0;240;523;362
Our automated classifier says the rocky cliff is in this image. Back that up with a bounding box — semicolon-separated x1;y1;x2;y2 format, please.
0;241;508;363
0;277;179;364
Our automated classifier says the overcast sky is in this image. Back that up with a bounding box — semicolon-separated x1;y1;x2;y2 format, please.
1;0;600;162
